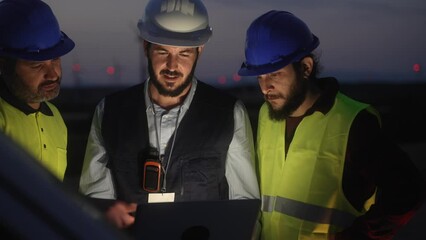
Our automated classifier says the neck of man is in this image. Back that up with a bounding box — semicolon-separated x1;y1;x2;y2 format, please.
290;90;321;117
148;82;192;110
28;102;41;110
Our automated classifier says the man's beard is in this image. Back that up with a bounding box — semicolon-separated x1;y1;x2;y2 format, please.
147;56;197;97
3;73;61;104
267;74;308;121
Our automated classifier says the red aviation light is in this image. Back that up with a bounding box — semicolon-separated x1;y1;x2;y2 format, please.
72;63;81;73
106;66;116;75
218;75;227;85
413;63;421;73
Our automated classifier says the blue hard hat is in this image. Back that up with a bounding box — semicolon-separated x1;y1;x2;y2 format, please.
238;10;319;76
0;0;74;61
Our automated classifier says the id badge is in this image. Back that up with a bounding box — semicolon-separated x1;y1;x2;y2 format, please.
148;192;175;203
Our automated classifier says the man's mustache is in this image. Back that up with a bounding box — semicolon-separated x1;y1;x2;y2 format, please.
160;69;183;77
264;92;281;100
40;79;60;87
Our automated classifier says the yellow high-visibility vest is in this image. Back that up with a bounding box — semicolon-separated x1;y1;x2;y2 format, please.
0;98;67;180
257;92;378;240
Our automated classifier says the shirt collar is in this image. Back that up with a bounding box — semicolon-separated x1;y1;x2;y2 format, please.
144;77;198;114
0;76;53;116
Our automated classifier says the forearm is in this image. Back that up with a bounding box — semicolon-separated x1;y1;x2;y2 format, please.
335;204;421;240
79;99;116;199
341;110;425;239
226;100;260;199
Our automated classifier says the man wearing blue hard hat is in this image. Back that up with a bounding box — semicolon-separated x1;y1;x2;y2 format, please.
0;0;75;180
239;10;425;239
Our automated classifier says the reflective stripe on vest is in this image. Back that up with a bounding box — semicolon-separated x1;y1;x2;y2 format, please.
262;195;356;228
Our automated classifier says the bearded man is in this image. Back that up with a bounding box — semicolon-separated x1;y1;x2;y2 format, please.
0;0;75;180
79;0;259;230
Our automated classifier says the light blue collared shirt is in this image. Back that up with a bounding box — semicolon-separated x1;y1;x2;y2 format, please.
79;77;259;200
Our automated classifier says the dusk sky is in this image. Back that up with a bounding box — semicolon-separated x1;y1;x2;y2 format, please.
43;0;426;87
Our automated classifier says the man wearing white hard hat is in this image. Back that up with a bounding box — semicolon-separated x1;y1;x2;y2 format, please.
0;0;75;180
80;0;260;230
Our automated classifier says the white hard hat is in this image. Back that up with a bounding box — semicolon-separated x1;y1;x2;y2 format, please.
138;0;212;47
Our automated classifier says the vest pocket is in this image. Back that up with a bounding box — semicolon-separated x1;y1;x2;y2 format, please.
110;155;145;200
180;154;223;200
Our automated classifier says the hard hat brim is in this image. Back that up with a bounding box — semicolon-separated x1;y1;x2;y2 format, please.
0;32;75;61
238;35;319;76
138;21;212;47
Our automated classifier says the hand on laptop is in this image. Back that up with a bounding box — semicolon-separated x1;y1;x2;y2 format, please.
105;201;137;229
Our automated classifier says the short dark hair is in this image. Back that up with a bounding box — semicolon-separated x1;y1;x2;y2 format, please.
292;53;322;80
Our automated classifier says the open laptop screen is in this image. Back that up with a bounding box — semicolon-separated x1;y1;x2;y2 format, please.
131;199;260;240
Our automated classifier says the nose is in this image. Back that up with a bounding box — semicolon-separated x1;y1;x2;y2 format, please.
258;75;273;95
166;54;178;70
44;59;61;80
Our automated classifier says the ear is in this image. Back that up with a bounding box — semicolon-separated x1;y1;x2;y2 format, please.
197;45;204;55
301;56;314;77
143;40;150;57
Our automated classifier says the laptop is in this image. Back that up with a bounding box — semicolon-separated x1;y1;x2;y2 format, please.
131;199;261;240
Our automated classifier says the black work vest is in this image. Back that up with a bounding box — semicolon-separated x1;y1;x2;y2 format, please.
102;81;236;203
